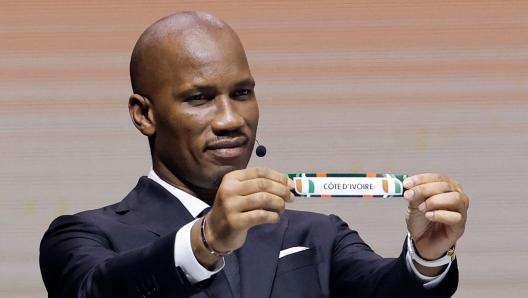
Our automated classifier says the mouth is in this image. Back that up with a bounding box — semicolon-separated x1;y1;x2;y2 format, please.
205;136;248;159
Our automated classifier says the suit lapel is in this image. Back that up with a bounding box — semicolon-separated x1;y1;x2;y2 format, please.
238;218;289;298
116;177;289;298
115;177;195;236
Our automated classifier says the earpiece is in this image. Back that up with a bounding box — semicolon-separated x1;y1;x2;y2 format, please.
255;140;267;157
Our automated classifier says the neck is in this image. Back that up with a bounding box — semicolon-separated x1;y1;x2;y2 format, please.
152;162;217;206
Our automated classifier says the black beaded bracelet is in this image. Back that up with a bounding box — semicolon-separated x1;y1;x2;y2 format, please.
200;216;232;257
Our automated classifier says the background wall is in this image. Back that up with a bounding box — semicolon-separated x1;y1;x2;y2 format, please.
1;0;527;297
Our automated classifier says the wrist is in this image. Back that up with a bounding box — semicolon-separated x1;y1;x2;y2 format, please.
407;233;456;268
201;216;233;257
191;218;221;270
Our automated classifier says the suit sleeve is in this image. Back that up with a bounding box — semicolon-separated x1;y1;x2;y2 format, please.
39;215;206;298
328;215;458;298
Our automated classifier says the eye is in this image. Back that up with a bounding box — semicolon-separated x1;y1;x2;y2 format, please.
184;94;211;106
187;94;204;101
233;89;252;99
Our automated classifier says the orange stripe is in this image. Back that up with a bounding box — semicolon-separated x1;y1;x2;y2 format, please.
296;179;302;192
363;195;373;198
382;180;389;193
321;195;332;198
316;173;327;177
366;173;376;178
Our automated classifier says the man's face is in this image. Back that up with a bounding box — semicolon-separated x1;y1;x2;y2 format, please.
149;30;259;190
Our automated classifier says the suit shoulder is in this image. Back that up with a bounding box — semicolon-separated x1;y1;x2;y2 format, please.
42;201;122;242
51;176;150;226
75;202;121;220
46;202;119;228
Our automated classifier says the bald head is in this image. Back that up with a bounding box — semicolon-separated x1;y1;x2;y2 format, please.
127;11;258;195
130;11;243;97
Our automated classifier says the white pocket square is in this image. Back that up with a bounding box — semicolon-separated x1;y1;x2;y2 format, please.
279;246;309;259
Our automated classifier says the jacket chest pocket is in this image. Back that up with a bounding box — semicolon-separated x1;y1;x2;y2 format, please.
271;247;324;298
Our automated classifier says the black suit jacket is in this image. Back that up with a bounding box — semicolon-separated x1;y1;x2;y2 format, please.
40;177;458;298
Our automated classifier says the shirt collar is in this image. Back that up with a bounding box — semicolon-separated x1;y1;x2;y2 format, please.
147;168;210;218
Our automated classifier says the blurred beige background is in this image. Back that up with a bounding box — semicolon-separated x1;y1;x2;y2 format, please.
1;0;527;297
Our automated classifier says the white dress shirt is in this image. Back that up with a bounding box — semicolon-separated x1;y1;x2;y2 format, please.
147;168;447;287
147;169;224;284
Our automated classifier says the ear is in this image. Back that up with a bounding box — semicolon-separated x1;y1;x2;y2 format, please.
129;94;156;137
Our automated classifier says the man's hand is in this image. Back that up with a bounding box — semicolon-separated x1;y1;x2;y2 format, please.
403;173;469;271
191;167;295;268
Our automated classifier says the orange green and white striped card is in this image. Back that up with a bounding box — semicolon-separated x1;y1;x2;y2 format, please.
285;173;408;198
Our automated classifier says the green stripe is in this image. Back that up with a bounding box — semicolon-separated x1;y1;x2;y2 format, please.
395;180;401;193
308;179;314;193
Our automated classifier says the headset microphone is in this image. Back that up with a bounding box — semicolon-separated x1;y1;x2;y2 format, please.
255;140;267;157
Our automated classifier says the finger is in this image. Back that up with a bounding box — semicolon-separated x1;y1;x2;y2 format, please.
240;209;282;227
404;181;457;204
238;178;294;203
424;210;465;227
404;173;460;189
405;173;469;210
239;192;286;214
235;167;291;187
418;192;467;218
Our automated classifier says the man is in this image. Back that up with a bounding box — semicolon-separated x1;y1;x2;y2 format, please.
40;11;469;298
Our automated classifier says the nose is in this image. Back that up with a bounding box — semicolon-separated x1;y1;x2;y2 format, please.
210;96;245;134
